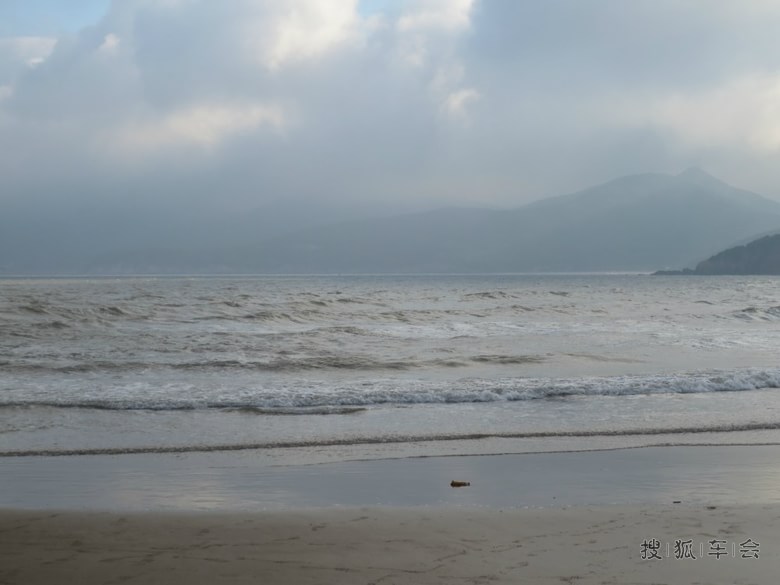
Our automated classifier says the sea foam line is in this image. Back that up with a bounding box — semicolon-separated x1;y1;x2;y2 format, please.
2;368;780;411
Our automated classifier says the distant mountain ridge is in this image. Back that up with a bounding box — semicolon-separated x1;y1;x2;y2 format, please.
6;168;780;275
223;168;780;274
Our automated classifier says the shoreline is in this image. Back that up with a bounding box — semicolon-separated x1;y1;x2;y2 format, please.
6;425;780;458
4;444;780;511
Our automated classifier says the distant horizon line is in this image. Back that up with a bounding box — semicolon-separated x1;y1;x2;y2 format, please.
0;271;656;280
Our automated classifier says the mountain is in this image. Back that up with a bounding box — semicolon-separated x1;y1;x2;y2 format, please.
0;195;409;275
658;234;780;275
8;168;780;275
227;168;780;274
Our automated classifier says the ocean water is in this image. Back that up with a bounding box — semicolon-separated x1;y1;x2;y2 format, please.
3;274;780;459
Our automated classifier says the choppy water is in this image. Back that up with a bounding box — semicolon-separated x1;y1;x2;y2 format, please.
3;274;780;457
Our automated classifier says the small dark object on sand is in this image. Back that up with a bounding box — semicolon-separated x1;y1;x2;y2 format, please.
450;480;471;488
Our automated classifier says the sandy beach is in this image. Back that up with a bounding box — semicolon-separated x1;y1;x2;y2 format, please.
2;445;780;584
1;504;776;584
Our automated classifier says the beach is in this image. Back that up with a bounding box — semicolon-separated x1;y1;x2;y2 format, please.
0;504;775;585
3;275;780;582
2;445;779;584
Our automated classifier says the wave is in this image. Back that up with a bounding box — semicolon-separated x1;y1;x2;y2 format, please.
225;406;367;415
470;354;547;365
4;299;519;330
0;402;366;416
732;306;780;321
15;301;133;318
3;354;547;374
462;291;514;300
2;369;779;412
4;422;780;457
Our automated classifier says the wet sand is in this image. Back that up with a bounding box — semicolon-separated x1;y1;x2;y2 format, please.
4;444;780;510
2;445;779;583
1;504;776;584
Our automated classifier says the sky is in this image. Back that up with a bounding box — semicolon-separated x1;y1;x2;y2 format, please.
3;0;780;230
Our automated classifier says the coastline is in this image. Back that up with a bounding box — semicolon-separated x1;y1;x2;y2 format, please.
4;443;780;510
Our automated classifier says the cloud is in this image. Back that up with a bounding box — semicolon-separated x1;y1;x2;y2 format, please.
97;33;120;56
105;102;288;156
441;87;480;119
1;0;477;163
4;0;780;233
252;0;363;70
0;36;57;85
398;0;475;32
394;0;475;69
428;63;480;120
645;75;780;152
0;36;57;67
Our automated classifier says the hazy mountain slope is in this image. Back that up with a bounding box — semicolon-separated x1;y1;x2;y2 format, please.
0;197;411;274
692;234;780;275
240;207;503;274
239;168;780;273
489;169;780;271
16;168;780;275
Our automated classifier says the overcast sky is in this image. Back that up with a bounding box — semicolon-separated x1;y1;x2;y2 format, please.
3;0;780;222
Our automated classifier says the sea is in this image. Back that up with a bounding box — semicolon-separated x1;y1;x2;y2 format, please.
3;273;780;462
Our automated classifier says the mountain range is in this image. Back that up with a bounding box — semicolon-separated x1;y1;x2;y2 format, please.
4;168;780;274
234;167;780;274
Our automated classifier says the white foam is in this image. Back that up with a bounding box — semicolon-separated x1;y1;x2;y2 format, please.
4;368;780;411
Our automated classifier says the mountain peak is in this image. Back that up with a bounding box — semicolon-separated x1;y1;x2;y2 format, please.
676;167;725;188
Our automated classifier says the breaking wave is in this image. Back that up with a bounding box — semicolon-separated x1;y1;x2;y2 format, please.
0;353;546;374
732;306;780;321
2;369;779;412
